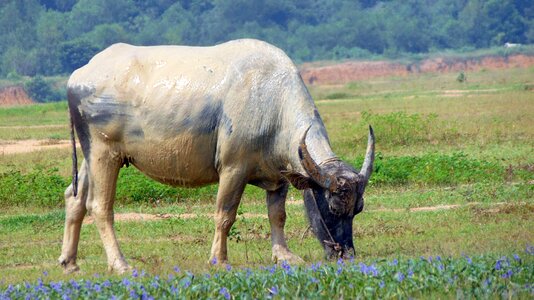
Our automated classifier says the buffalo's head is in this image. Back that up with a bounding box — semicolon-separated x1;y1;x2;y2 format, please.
284;126;375;259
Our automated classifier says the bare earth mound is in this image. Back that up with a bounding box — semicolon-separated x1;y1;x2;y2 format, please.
0;86;34;106
300;54;534;85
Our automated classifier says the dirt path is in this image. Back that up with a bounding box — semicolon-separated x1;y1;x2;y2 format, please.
0;139;71;154
82;201;518;225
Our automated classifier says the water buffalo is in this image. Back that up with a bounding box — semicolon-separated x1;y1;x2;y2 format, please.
59;39;375;274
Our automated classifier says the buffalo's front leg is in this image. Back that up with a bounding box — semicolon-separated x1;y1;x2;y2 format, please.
209;168;246;264
267;183;304;264
59;161;89;274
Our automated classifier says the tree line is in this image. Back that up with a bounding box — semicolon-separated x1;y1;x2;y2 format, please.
0;0;532;78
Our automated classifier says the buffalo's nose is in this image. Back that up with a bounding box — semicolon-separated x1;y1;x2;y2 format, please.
329;203;344;215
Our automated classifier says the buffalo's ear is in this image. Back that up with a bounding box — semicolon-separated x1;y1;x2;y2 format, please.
281;171;314;190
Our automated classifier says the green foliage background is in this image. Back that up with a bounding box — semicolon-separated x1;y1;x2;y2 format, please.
0;0;533;77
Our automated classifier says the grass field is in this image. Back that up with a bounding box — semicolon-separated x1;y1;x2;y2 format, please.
0;67;533;297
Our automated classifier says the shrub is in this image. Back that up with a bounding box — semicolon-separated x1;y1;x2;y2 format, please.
24;76;63;102
354;152;503;186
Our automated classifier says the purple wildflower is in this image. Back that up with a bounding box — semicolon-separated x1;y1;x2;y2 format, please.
281;261;291;273
93;273;100;278
62;295;70;300
122;278;131;287
93;284;101;293
501;269;513;279
436;255;442;261
396;272;405;282
42;271;48;277
337;258;344;266
464;255;472;264
269;286;279;295
170;285;179;295
226;264;232;272
310;262;321;272
407;268;414;277
495;260;502;270
219;287;231;300
379;281;385;288
210;257;218;265
103;280;111;288
311;277;319;284
368;264;379;277
438;264;444;271
526;244;534;255
132;269;139;278
129;289;137;298
336;267;343;275
390;258;398;266
69;280;79;290
513;254;521;262
183;280;191;288
173;266;181;273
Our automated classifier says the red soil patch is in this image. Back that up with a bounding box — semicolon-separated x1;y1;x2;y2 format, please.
0;86;34;106
300;54;534;85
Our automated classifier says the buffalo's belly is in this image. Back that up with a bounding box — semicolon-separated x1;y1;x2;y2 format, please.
123;135;219;187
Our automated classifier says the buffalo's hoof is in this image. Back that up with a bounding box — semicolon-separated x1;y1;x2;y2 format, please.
59;256;80;274
108;259;132;275
272;247;305;265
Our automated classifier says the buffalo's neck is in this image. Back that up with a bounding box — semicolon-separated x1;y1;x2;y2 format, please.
266;72;337;175
282;106;336;174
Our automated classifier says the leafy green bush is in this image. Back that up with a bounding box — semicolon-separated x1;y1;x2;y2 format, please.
354;152;503;186
24;76;63;102
325;92;350;100
0;152;505;208
0;167;67;208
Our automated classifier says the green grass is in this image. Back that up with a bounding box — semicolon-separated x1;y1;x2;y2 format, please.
0;101;68;127
0;66;533;294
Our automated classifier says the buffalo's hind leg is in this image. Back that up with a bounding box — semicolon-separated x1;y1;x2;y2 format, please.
59;160;89;274
86;148;130;274
267;183;304;264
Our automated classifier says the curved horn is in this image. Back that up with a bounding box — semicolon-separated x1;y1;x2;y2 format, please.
299;126;338;192
359;125;375;182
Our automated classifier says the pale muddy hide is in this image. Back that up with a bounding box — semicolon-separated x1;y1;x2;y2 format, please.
60;39;374;274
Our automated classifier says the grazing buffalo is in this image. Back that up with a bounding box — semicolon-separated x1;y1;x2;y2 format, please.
59;39;375;274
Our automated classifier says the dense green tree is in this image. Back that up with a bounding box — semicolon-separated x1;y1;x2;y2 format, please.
59;39;99;73
0;0;532;77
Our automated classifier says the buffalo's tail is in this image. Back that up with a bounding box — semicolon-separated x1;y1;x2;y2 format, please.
70;110;78;197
